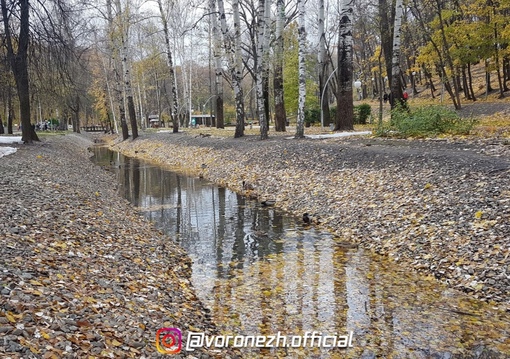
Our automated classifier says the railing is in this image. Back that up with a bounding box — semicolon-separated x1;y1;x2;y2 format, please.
81;126;107;132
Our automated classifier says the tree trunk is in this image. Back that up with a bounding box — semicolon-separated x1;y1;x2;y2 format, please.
295;0;306;138
379;0;393;88
256;0;268;139
211;0;224;129
273;0;287;132
217;0;245;137
115;0;138;139
494;27;504;98
318;0;330;128
335;0;355;131
435;0;461;109
461;65;471;100
503;57;509;92
7;86;14;134
232;0;245;138
390;0;404;109
467;63;477;101
73;95;81;133
157;0;179;133
1;0;39;142
121;37;139;139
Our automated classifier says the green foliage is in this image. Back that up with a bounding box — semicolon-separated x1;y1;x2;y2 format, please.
283;22;319;117
376;104;478;137
304;108;320;125
354;103;372;125
329;103;372;125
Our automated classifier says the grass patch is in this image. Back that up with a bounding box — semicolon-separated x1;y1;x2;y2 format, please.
376;104;479;138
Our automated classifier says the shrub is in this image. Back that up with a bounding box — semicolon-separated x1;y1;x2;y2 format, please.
377;104;478;137
354;103;372;124
304;108;320;126
326;104;372;125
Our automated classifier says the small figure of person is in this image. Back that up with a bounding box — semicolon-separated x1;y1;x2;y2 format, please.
403;90;409;102
383;93;388;103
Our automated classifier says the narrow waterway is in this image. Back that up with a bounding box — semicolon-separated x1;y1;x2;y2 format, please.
91;147;510;358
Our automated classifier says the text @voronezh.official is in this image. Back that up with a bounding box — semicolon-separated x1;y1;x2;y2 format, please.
156;328;354;354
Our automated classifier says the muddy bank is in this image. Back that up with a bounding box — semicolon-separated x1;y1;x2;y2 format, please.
111;130;510;311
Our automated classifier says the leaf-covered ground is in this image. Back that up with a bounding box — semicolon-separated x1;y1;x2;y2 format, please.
0;134;238;358
111;128;510;313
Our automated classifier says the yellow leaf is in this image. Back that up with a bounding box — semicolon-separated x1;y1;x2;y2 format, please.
424;183;432;189
30;280;44;286
111;339;123;346
41;331;51;339
475;210;483;219
5;312;16;323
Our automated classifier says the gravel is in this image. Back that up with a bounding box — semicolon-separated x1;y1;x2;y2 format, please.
0;133;239;358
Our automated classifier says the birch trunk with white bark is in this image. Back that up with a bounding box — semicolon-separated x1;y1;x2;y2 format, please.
107;0;128;140
211;0;224;128
390;0;404;108
114;0;138;139
232;0;245;138
335;0;354;131
273;0;287;132
256;0;269;139
157;0;179;132
295;0;306;138
318;0;330;127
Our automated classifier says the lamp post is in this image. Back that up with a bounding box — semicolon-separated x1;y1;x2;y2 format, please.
320;68;338;130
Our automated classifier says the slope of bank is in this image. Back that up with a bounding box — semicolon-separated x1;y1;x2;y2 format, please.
111;130;510;311
0;133;237;358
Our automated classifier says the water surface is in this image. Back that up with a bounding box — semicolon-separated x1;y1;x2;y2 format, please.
92;147;510;358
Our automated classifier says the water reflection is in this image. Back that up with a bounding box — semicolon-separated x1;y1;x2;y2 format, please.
91;147;510;358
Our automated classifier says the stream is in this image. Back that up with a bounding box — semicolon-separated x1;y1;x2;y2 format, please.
91;147;510;358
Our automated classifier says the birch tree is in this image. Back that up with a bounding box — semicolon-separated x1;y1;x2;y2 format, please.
318;0;330;127
211;0;224;129
273;0;287;132
335;0;354;131
256;0;270;139
390;0;404;108
232;0;245;137
295;0;306;138
107;0;129;140
218;0;246;137
157;0;180;132
114;0;138;139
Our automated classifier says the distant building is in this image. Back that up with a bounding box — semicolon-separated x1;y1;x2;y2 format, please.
149;115;160;128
